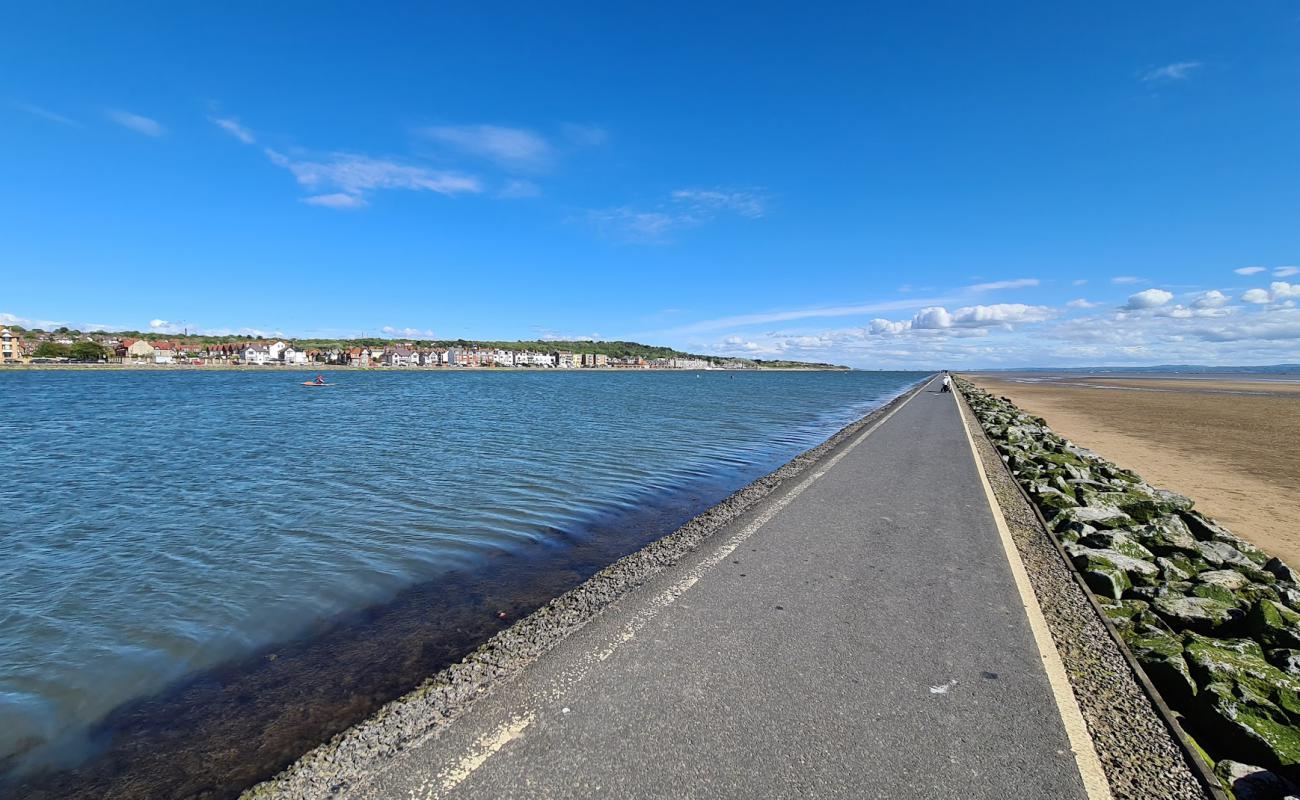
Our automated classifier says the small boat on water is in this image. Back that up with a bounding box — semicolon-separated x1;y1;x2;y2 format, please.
301;381;333;387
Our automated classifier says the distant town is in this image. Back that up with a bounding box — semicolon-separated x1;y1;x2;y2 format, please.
0;327;846;370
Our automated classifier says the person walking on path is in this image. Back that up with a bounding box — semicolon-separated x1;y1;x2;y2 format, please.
941;373;952;393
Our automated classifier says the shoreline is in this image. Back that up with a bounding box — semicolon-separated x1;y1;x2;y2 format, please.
3;378;924;800
0;363;847;372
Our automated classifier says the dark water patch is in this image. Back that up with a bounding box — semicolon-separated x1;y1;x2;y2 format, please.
1;464;754;800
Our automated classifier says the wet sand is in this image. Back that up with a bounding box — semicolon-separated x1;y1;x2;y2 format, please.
966;372;1300;570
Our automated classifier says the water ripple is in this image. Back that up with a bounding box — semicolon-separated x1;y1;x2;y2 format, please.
0;368;921;769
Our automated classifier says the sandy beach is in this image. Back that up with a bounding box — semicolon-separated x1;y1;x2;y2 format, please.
966;372;1300;570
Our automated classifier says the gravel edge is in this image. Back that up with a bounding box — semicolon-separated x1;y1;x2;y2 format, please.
242;380;928;799
955;386;1211;800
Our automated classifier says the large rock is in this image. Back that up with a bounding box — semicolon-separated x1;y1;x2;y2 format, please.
1080;530;1155;561
1269;649;1300;676
1153;593;1245;634
1125;627;1197;707
1249;601;1300;652
1067;545;1161;599
1200;568;1252;593
1052;504;1136;532
1269;557;1300;585
1182;511;1271;565
1185;634;1300;773
1213;760;1300;800
1136;515;1201;557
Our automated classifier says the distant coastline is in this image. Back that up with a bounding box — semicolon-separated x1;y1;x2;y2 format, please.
0;327;848;371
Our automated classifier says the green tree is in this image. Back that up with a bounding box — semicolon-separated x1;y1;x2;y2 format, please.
33;341;70;359
70;341;107;361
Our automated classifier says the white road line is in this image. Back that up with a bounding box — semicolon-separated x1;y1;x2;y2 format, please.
391;377;931;798
953;387;1114;800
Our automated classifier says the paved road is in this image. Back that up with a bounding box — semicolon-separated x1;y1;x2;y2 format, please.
355;377;1092;799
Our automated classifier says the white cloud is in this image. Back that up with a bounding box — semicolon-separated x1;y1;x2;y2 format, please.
910;303;1054;330
212;117;255;144
1124;288;1174;309
108;110;165;136
560;123;609;147
265;148;481;208
423;124;551;169
1072;279;1088;286
1142;61;1201;83
587;187;769;242
1112;276;1145;285
1192;290;1229;309
1066;298;1100;309
661;297;952;335
967;278;1039;292
670;188;767;219
381;325;435;338
1242;288;1272;304
868;318;911;335
303;192;367;208
14;102;77;126
1235;266;1267;276
498;179;541;199
1276;267;1299;278
1271;281;1300;300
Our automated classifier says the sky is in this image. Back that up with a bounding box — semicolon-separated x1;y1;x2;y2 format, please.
2;1;1299;369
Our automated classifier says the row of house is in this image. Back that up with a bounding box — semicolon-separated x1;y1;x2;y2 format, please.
1;329;750;369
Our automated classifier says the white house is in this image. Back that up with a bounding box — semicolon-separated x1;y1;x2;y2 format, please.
381;346;417;367
243;345;272;365
153;342;175;364
281;345;310;365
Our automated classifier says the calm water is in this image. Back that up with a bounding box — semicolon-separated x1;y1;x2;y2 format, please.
0;369;921;786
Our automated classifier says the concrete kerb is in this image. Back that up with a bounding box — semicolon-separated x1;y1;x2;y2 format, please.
953;381;1229;800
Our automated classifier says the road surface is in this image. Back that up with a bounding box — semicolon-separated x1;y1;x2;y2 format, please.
351;376;1096;799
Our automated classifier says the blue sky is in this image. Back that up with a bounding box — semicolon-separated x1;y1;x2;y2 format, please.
3;2;1299;368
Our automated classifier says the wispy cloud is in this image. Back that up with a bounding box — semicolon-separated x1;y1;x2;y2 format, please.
560;123;608;147
1277;267;1299;278
1235;266;1267;276
108;109;165;136
1066;298;1100;309
211;117;254;144
661;297;954;335
670;188;767;219
1111;275;1145;285
587;187;768;242
13;102;77;126
264;148;481;208
422;124;552;169
967;278;1039;292
1141;61;1201;83
498;179;541;199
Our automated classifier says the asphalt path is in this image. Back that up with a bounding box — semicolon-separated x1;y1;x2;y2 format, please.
352;377;1092;799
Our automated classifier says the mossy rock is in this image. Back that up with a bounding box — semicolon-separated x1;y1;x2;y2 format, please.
1248;600;1300;652
1157;556;1196;582
1182;511;1271;566
1154;594;1245;635
1126;627;1197;707
1137;515;1202;558
1053;504;1136;532
1213;759;1300;800
1185;633;1300;771
1190;583;1242;608
1080;530;1155;561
